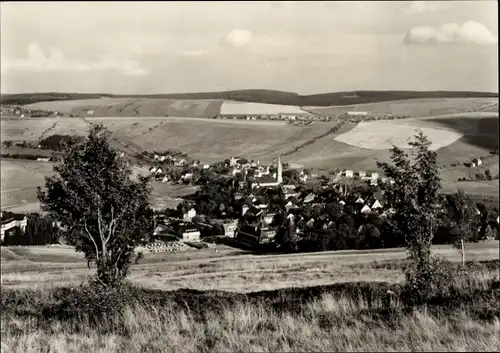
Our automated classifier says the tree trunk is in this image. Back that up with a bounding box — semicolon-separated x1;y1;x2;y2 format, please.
461;238;465;266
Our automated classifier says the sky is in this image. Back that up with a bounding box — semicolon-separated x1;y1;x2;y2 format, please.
1;1;498;94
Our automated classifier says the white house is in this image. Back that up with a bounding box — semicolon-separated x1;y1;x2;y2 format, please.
361;205;372;214
1;217;27;241
203;164;210;170
224;221;238;238
87;110;95;115
183;208;197;221
181;226;201;241
36;157;50;162
229;157;239;167
347;111;368;117
372;200;383;210
263;213;275;224
303;193;316;204
359;171;367;178
355;197;364;204
155;168;163;175
182;173;193;181
150;167;158;173
344;170;354;178
161;175;170;183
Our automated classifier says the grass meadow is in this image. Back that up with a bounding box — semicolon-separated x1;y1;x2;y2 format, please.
1;255;499;352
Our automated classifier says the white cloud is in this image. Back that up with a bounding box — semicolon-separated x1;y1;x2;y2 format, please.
404;1;448;15
223;29;253;48
1;42;150;76
403;21;498;45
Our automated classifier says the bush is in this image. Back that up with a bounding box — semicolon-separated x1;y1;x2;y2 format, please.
401;255;455;307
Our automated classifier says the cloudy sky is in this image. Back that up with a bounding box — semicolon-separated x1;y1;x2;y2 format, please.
1;1;498;94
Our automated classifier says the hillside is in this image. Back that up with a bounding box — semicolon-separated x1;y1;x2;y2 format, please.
1;112;498;212
1;90;497;107
305;98;499;117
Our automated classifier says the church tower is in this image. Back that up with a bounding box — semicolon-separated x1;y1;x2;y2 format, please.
277;155;283;184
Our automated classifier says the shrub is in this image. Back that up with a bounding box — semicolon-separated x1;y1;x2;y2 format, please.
401;255;455;307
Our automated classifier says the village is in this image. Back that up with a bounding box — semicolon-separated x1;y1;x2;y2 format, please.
3;144;498;251
140;151;498;253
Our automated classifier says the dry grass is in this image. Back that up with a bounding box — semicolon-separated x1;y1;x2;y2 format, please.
2;242;498;292
1;280;499;352
1;242;499;352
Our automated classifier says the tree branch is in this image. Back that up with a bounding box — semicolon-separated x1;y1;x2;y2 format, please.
84;221;100;263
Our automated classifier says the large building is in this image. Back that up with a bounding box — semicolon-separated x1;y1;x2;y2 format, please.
236;222;276;248
251;155;283;189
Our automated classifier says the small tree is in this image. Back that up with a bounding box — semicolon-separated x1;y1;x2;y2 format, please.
377;130;442;305
442;189;480;265
38;124;154;288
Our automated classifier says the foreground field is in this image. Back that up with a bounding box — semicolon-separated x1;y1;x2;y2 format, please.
2;241;498;292
2;284;499;352
1;244;499;352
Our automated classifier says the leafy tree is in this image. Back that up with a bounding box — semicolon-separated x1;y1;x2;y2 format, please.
37;124;154;288
377;130;442;305
442;189;480;265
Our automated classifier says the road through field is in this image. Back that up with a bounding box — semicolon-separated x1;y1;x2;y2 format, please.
2;241;498;292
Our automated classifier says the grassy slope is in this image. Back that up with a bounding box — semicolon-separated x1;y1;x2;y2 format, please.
2;90;497;106
21;98;225;118
1;111;499;209
1;244;499;352
1;242;498;291
285;112;499;195
304;97;498;117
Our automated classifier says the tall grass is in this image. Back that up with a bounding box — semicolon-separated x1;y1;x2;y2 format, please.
1;260;498;352
2;292;499;353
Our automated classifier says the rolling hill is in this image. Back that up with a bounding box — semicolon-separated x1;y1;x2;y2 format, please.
1;90;497;107
1;111;498;212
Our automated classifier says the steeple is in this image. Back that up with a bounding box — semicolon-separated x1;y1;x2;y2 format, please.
277;155;283;184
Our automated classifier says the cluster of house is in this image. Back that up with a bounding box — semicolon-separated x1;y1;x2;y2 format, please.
466;157;484;168
1;212;27;242
1;106;60;118
222;181;394;248
152;207;202;242
334;169;392;186
208;114;331;122
147;152;291;186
